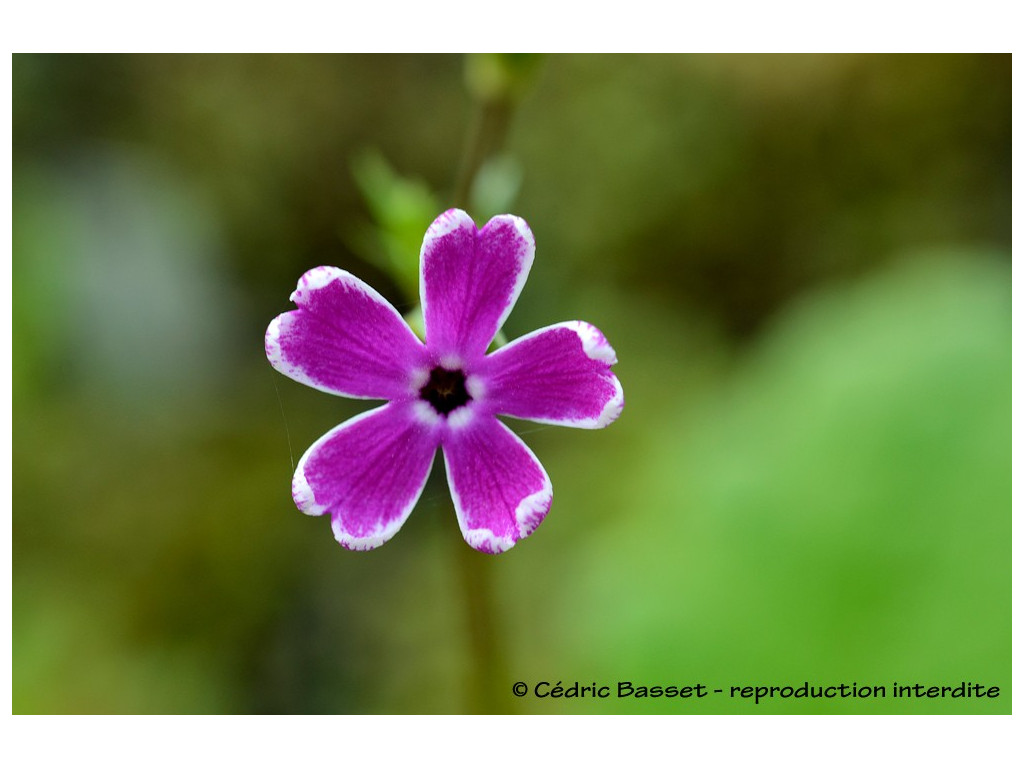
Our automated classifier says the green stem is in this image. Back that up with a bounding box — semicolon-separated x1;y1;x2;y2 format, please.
455;535;513;713
452;89;517;714
453;98;513;211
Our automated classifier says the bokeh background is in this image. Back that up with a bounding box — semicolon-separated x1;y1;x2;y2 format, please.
13;54;1010;713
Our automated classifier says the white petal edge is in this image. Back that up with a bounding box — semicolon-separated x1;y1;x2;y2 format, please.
488;214;536;343
493;320;618;365
418;209;477;329
417;210;536;349
292;405;388;517
289;264;345;303
566;320;618;364
509;372;623;429
289;265;374;307
487;320;624;429
267;266;424;400
291;404;435;551
289;265;418;340
443;419;553;553
463;528;515;554
516;486;553;539
508;425;553;539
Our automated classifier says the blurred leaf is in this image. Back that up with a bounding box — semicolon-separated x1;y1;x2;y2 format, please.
470;153;523;221
15;145;240;406
12;168;75;398
349;149;439;303
554;251;1009;713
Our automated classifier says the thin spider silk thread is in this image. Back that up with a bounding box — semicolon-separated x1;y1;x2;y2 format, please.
272;373;296;472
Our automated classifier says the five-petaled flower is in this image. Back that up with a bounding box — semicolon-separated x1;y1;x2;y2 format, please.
265;209;623;553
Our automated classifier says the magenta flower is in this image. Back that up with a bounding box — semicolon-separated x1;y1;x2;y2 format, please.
265;209;623;553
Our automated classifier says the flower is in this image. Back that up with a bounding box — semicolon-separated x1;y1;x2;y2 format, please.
265;209;623;553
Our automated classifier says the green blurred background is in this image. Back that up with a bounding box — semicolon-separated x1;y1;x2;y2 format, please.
12;54;1010;714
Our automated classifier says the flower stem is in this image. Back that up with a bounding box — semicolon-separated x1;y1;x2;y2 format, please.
453;99;513;211
451;61;521;713
455;536;514;713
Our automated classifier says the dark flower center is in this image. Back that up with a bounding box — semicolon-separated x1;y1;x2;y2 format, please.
420;366;472;416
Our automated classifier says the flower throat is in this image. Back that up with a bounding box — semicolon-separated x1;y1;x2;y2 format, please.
420;366;472;415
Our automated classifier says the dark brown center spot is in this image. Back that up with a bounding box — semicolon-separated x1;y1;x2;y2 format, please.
420;366;471;415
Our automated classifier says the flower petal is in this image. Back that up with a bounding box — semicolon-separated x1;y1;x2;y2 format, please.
293;403;438;550
480;321;624;428
266;266;428;399
442;417;552;553
420;209;535;360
